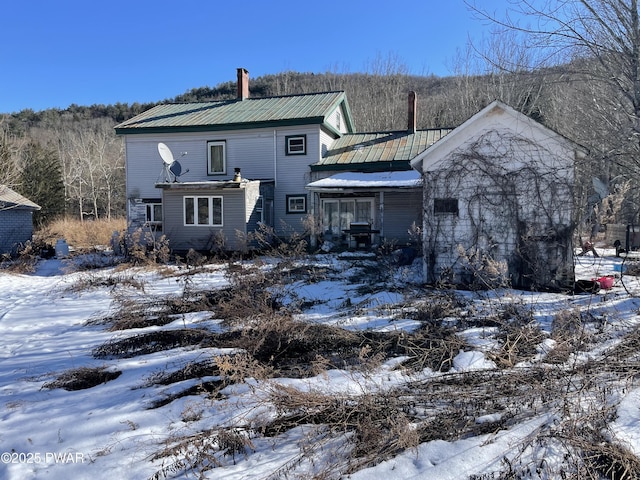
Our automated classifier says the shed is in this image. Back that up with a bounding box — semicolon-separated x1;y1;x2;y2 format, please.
0;185;41;256
411;101;585;291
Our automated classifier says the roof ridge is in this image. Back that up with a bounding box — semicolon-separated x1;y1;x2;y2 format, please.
164;90;346;106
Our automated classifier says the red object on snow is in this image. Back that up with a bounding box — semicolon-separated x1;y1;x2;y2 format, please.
595;276;615;290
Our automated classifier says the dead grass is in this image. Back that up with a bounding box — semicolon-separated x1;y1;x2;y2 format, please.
36;217;126;251
76;251;640;479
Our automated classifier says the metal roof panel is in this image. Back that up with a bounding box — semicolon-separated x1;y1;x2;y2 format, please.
115;92;350;133
316;129;452;169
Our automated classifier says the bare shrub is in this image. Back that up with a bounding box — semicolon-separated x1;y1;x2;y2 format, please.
262;384;420;474
66;273;145;294
215;352;274;383
125;228;170;265
402;323;468;372
93;329;215;359
0;241;39;273
151;427;255;479
457;244;511;290
488;302;544;368
248;221;309;264
547;308;598;363
490;319;544;368
43;366;121;391
146;358;219;386
624;261;640;277
410;292;467;323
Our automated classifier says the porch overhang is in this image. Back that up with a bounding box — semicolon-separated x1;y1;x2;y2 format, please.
155;179;273;190
306;171;422;193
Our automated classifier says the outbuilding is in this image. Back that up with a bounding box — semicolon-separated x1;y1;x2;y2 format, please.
0;185;41;256
411;101;585;290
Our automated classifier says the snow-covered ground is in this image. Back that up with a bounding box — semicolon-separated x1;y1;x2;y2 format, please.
0;250;639;479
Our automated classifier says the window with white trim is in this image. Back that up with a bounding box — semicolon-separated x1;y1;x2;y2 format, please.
287;195;307;214
256;195;264;223
207;141;226;175
184;196;223;226
285;135;306;155
145;201;163;231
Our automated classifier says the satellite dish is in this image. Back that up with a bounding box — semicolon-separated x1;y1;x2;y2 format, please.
158;142;174;165
157;142;188;182
169;160;183;178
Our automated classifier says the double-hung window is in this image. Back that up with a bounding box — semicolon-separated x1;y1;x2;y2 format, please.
285;135;306;155
207;141;226;175
145;201;163;231
184;196;223;226
287;195;307;214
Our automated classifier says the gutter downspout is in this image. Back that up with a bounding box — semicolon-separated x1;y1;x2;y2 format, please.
273;130;277;188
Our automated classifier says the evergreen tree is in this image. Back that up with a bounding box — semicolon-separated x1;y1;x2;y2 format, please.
19;141;65;228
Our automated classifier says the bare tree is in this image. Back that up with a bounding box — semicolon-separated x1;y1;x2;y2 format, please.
50;118;124;220
467;0;640;222
0;116;26;187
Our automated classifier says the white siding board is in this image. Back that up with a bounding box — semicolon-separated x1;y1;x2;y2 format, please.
272;126;322;234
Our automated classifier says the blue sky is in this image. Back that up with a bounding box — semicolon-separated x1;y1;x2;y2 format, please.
1;0;513;113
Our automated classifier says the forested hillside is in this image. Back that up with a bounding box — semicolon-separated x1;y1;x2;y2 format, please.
0;58;637;231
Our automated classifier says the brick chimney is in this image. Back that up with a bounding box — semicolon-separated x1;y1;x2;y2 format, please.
408;91;417;133
237;68;249;100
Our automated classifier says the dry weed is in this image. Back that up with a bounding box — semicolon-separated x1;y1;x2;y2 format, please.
151;427;255;479
37;217;126;250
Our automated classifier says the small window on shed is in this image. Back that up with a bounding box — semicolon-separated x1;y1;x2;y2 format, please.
434;198;459;215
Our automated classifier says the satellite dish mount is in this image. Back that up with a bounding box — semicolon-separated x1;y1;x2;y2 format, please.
157;143;189;182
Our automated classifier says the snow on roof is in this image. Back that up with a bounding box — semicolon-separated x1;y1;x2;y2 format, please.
306;170;422;190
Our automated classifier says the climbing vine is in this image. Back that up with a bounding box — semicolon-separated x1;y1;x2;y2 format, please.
422;130;575;290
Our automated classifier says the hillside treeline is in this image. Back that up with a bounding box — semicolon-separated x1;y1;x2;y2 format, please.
0;58;637;230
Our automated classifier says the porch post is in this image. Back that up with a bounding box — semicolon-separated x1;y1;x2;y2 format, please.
379;191;384;241
309;191;318;248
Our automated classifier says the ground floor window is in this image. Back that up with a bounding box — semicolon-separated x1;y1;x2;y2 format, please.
143;199;162;231
184;196;223;226
287;194;307;214
321;197;374;235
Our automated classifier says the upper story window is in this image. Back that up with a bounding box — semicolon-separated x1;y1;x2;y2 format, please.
336;112;341;131
207;140;226;175
286;135;306;155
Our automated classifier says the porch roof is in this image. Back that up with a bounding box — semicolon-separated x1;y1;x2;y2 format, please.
155;179;272;190
311;129;451;172
306;171;422;192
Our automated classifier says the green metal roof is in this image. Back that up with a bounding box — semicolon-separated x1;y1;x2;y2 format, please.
114;91;354;135
312;129;452;172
